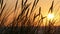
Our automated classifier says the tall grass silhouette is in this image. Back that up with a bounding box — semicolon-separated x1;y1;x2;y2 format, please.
0;0;60;34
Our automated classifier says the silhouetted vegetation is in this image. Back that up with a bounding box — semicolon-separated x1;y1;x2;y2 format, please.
0;0;60;34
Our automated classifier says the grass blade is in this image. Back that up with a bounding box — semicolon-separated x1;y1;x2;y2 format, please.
48;0;54;13
14;0;18;11
0;3;6;16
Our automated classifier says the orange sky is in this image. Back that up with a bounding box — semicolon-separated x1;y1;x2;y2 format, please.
2;0;60;26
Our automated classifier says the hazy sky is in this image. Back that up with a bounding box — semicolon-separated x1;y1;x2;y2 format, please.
3;0;60;26
4;0;60;16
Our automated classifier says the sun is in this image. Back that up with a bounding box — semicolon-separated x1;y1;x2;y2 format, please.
47;13;54;20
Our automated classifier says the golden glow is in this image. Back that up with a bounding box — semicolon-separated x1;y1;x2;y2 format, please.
47;13;54;20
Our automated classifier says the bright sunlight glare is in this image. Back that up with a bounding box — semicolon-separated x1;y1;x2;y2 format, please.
47;13;54;20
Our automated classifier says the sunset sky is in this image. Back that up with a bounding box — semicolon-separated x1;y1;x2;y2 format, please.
2;0;60;26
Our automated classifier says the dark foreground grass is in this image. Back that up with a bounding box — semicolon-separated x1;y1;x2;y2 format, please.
0;26;60;34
